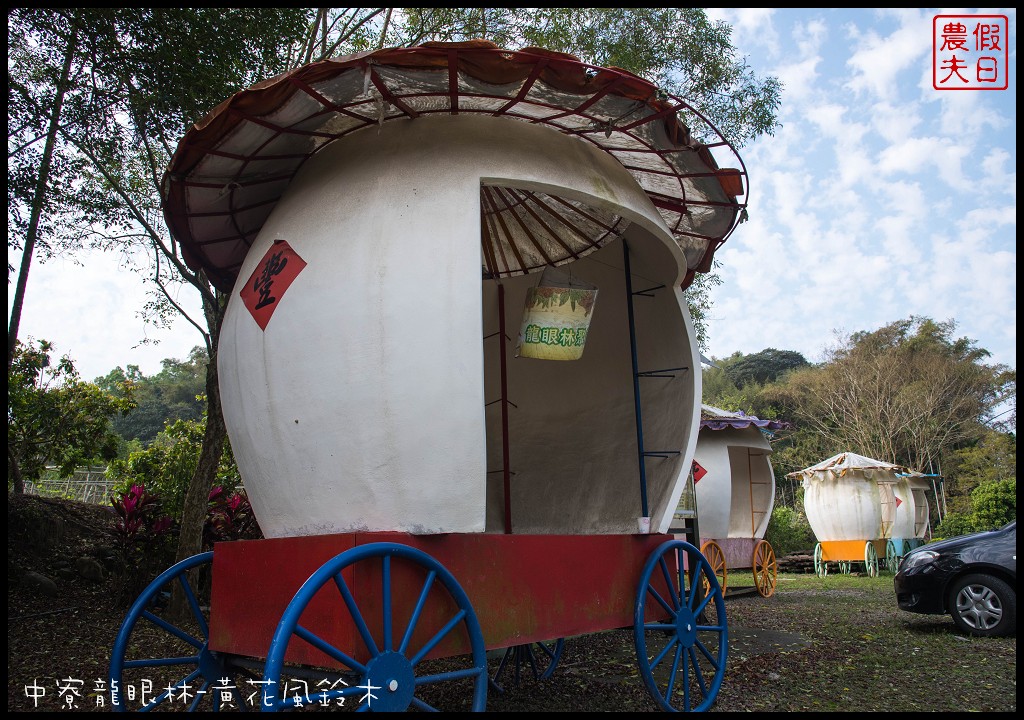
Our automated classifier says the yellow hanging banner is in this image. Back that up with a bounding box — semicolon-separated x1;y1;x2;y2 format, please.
516;267;598;361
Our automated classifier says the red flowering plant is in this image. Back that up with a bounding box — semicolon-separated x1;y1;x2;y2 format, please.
203;486;257;547
109;483;175;604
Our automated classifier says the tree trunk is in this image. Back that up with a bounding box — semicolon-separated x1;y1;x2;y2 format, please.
8;446;26;496
8;26;78;369
174;292;227;567
169;290;225;616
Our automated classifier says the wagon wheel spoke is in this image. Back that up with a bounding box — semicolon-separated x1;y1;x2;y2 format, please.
293;623;367;673
700;541;728;597
399;571;437;654
658;555;681;610
333;573;380;658
753;540;777;598
110;552;243;712
634;539;727;712
489;637;564;694
263;543;487;712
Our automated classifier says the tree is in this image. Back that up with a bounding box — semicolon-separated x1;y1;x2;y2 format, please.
727;348;809;388
9;8;782;569
770;317;1014;473
942;430;1016;516
95;347;207;445
8;6;311;573
8;339;135;494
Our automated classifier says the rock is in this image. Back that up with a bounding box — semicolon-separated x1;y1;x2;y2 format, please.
23;571;59;597
75;556;106;582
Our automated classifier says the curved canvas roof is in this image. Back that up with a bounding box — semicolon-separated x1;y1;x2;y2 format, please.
699;403;790;431
786;452;922;479
161;40;748;292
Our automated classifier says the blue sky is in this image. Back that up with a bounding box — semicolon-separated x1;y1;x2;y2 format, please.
704;8;1016;374
10;8;1016;387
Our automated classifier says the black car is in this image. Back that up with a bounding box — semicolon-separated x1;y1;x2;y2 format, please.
894;520;1016;637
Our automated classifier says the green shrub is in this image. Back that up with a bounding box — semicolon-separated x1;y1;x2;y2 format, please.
933;511;979;539
106;417;240;520
971;478;1015;530
765;505;815;556
933;478;1016;539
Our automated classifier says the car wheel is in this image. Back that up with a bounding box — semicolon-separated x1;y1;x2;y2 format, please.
949;573;1016;638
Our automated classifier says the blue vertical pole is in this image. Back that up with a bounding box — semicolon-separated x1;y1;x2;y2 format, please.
623;240;649;518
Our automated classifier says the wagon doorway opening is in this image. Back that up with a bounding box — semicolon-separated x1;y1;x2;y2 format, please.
726;446;773;539
479;184;695;536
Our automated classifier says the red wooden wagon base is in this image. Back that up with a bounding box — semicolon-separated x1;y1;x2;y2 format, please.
109;533;728;712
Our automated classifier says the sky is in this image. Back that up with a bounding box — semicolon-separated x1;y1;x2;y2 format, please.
9;8;1017;387
703;8;1016;373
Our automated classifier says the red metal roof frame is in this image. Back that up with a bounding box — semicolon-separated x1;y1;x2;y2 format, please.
162;40;749;293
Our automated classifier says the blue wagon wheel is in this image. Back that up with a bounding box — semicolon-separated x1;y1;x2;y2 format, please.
262;542;488;712
813;543;828;578
633;539;728;712
838;561;852;575
489;638;566;694
109;551;251;711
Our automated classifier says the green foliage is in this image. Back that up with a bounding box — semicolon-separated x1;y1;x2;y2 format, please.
95;346;207;445
8;339;135;492
971;478;1016;530
726;348;809;388
765;505;815;557
933;512;981;539
768;316;1012;474
942;431;1016;515
107;416;240;520
701;348;807;420
933;479;1015;537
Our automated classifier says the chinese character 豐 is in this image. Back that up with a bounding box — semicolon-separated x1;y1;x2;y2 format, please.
253;251;289;309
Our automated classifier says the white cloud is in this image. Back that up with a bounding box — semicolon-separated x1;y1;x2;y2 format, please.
707;8;779;56
844;8;931;98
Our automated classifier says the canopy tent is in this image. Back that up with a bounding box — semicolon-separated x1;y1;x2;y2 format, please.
786;452;924;481
161;39;747;294
700;404;790;432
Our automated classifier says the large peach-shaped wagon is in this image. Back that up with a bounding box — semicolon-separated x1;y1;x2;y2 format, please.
110;41;750;712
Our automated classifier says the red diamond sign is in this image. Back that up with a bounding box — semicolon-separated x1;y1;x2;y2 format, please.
239;239;306;331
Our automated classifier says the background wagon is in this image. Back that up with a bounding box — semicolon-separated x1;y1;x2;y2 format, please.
883;473;933;572
674;405;789;598
109;41;750;712
788;453;929;577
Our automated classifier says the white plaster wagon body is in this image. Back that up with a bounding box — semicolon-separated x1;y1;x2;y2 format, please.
162;42;748;540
